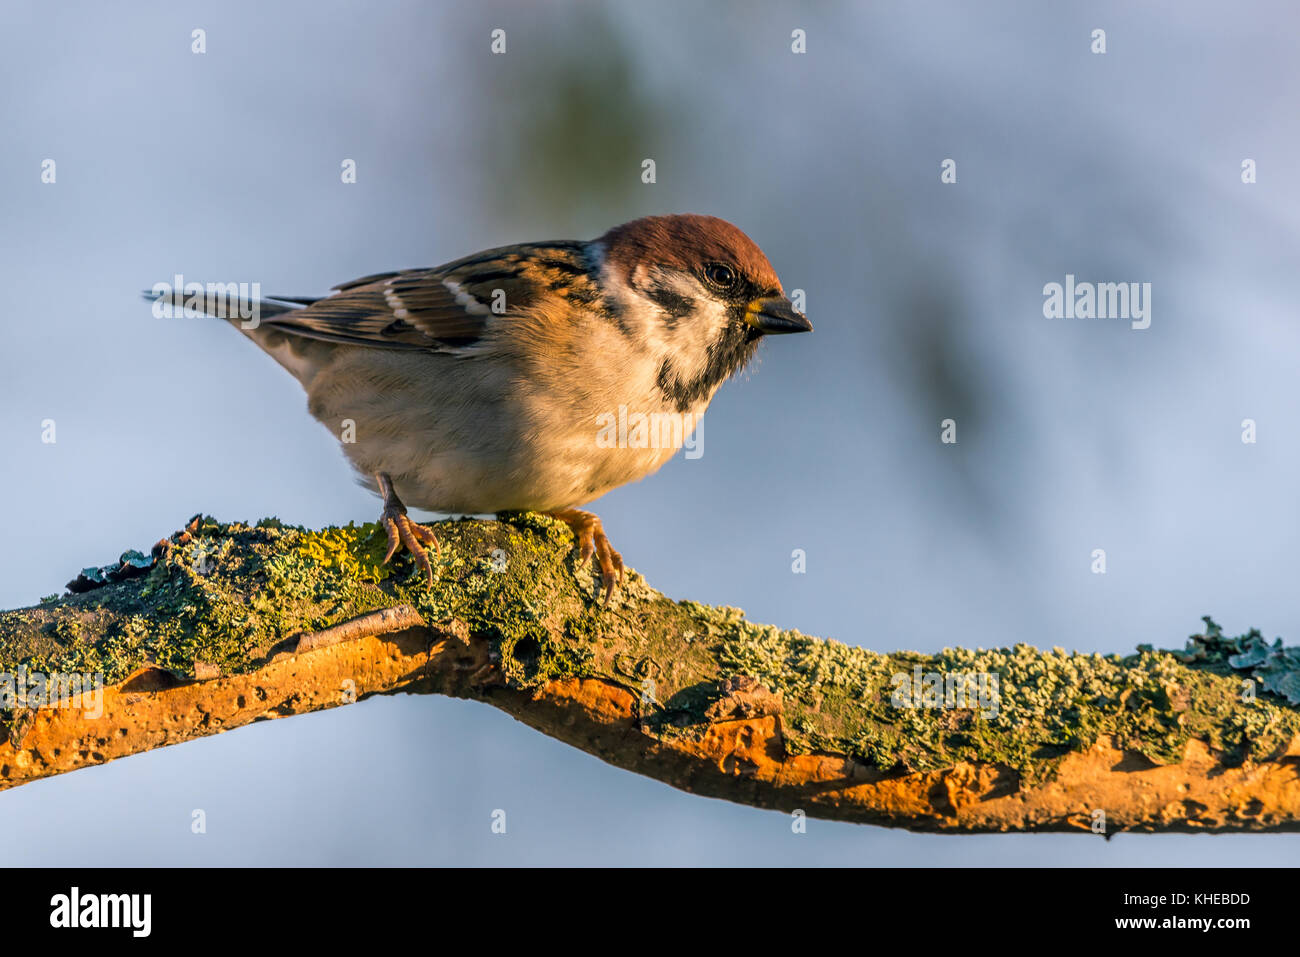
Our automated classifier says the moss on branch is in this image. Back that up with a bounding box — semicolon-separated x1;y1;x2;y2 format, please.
1;514;1298;832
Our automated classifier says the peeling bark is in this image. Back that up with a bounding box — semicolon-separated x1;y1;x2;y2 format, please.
1;514;1298;833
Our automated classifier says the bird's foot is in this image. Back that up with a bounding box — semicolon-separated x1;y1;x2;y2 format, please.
375;472;439;585
549;508;624;602
379;503;440;587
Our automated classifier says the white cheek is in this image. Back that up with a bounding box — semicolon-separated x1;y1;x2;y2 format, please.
600;261;658;338
600;259;733;381
658;273;728;370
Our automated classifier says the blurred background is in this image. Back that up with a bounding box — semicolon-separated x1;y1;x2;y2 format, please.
1;0;1298;865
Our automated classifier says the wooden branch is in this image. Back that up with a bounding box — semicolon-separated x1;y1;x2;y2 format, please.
2;514;1298;833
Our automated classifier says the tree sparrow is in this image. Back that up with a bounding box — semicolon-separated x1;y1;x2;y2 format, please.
150;214;811;598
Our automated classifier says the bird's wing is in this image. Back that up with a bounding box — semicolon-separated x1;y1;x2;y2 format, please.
259;241;594;355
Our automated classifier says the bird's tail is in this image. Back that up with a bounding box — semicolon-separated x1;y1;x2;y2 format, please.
141;281;315;323
142;280;335;387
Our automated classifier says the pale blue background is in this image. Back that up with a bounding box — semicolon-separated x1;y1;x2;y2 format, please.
2;0;1298;864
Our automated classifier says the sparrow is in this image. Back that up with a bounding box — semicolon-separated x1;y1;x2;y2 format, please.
148;214;811;599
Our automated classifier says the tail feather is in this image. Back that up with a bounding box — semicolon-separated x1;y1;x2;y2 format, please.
141;286;314;321
142;284;336;387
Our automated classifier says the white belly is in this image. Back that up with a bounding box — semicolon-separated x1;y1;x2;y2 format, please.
305;345;706;513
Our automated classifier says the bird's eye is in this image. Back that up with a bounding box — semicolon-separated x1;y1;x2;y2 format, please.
704;263;737;289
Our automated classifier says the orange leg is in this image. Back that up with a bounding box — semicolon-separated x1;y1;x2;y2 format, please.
376;472;439;586
548;508;624;601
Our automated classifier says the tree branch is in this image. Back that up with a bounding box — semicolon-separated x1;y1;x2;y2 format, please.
2;514;1298;833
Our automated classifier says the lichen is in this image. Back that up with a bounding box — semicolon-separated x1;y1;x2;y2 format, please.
1164;615;1300;704
711;616;1300;783
2;518;1296;790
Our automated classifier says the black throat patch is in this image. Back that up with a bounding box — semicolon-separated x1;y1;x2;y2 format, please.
656;315;761;413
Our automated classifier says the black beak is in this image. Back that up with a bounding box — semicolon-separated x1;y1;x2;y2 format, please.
744;295;813;335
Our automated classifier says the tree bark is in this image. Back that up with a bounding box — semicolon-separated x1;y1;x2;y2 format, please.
1;514;1298;834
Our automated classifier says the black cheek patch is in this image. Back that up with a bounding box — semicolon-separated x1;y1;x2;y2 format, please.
644;286;696;326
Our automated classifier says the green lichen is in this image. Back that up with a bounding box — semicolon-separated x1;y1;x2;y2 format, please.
710;614;1300;783
1;518;1296;789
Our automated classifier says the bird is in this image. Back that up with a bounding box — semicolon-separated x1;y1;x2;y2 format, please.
147;214;812;599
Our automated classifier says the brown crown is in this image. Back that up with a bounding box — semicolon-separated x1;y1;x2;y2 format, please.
598;214;783;293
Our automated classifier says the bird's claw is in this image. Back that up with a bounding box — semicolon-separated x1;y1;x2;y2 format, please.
551;509;623;602
380;505;439;586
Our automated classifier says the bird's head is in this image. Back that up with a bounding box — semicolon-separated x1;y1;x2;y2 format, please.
594;214;811;411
